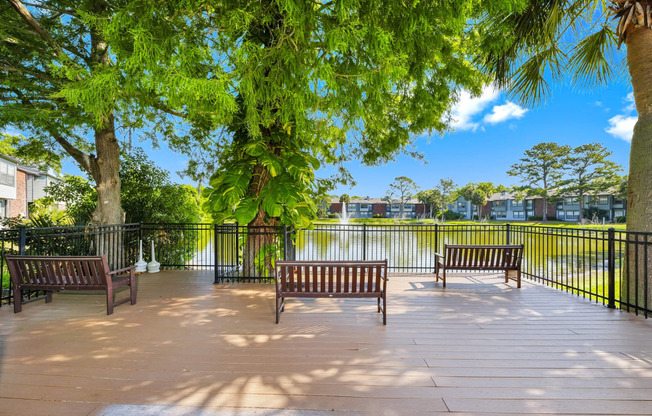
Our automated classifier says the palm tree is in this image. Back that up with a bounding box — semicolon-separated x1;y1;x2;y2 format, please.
477;0;651;233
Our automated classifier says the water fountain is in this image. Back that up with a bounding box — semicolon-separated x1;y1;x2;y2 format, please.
340;201;350;224
134;240;147;273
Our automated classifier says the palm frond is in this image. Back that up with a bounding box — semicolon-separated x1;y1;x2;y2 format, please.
509;43;566;107
568;24;618;88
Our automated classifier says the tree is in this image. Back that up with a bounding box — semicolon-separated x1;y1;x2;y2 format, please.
415;189;442;219
339;194;351;205
46;149;201;225
476;1;651;233
508;143;571;222
386;177;419;219
102;0;524;231
460;182;495;220
0;133;62;172
0;1;212;226
561;143;622;222
435;178;457;222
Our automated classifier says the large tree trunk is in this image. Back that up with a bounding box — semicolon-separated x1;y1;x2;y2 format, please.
90;113;124;225
242;161;278;278
542;199;548;222
624;26;652;313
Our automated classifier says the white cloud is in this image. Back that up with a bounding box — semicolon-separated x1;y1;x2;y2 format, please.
450;87;499;131
605;92;638;142
605;115;637;142
483;102;528;124
625;92;636;112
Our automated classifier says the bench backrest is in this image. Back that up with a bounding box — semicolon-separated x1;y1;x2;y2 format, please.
443;245;524;269
5;255;111;289
275;260;388;294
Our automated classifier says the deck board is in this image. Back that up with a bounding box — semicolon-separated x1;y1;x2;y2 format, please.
1;271;652;415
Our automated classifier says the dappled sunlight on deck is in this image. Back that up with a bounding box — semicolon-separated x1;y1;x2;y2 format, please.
1;270;652;415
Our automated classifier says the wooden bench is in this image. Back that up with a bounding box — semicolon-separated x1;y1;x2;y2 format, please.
434;244;524;288
275;260;388;325
5;255;137;315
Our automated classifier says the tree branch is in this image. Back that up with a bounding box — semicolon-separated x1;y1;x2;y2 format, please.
6;0;66;56
49;132;97;175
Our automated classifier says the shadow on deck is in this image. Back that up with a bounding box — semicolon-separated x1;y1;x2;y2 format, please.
1;271;652;415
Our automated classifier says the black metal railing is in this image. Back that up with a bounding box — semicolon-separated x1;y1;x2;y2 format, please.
1;222;650;317
1;223;140;304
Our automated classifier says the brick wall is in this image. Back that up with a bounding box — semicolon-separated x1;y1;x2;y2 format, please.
534;199;557;219
372;203;386;217
416;204;425;215
330;203;342;214
10;170;27;218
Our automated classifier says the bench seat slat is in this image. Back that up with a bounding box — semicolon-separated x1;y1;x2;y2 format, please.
5;255;137;315
275;260;388;324
434;245;523;288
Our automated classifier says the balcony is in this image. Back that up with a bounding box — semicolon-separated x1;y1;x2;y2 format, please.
1;270;652;415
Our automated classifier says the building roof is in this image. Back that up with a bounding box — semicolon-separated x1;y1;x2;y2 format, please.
0;153;20;164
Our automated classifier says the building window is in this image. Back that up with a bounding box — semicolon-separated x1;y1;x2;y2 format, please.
0;199;7;218
512;200;523;208
359;204;369;210
391;204;401;211
0;161;15;186
565;210;580;219
564;197;579;205
614;210;625;218
347;204;356;211
557;201;563;209
457;202;465;209
492;200;506;208
613;199;625;208
557;210;564;219
591;195;609;205
513;211;524;218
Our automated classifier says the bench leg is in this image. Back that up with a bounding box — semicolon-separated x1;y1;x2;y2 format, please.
505;270;509;284
377;297;381;313
130;270;137;305
106;286;114;315
434;263;439;283
13;287;22;313
442;268;446;288
517;269;521;289
382;294;386;325
45;291;53;303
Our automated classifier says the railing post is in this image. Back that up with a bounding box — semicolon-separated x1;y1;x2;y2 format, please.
18;226;26;255
283;225;289;261
505;223;511;245
362;223;367;261
213;223;219;284
607;227;616;309
434;223;439;254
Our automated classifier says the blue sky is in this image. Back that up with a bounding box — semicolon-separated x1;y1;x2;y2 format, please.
51;82;636;197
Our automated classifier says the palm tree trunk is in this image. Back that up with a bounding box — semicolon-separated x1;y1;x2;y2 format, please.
624;26;652;312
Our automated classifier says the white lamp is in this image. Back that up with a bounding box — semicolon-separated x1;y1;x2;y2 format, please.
147;240;160;273
135;240;147;273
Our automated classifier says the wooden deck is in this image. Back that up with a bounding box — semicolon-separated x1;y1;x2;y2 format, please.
1;271;652;416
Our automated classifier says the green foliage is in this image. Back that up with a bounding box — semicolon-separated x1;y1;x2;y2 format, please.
583;207;610;221
415;189;442;219
27;197;74;228
459;182;496;215
46;176;97;225
46;149;201;225
0;134;62;172
560;143;622;220
508;142;571;214
528;215;544;221
443;210;465;220
476;1;622;106
103;0;524;227
339;194;351;205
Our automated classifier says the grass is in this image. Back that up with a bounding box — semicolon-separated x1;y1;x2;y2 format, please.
315;217;627;230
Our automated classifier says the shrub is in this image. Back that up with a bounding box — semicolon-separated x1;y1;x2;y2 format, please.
528;215;543;221
583;207;609;221
615;216;626;223
328;213;338;218
442;210;464;220
373;213;384;218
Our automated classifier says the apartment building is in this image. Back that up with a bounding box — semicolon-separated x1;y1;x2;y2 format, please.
329;197;425;219
0;154;61;221
556;194;626;221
